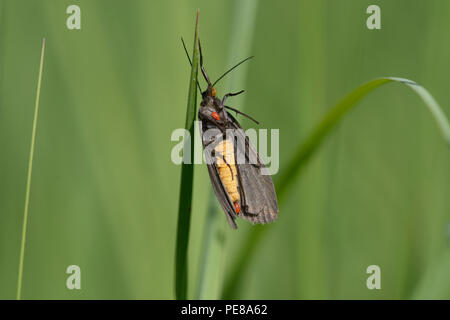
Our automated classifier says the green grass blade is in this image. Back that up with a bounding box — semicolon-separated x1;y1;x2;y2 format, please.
196;0;259;300
174;11;199;300
277;77;450;199
17;38;46;300
221;225;264;299
196;196;227;299
222;77;450;299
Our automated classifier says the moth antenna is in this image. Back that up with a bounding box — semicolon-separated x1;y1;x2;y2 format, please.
181;37;202;94
212;56;254;87
198;38;212;87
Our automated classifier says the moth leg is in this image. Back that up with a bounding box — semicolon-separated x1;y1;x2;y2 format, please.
220;104;229;124
242;133;262;168
224;105;259;124
215;152;235;181
222;90;245;105
234;139;247;211
245;135;263;168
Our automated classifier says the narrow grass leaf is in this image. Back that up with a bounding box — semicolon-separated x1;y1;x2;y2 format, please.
277;77;450;199
174;11;199;300
17;38;46;300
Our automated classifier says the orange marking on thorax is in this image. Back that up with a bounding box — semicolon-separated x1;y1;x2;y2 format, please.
212;111;220;121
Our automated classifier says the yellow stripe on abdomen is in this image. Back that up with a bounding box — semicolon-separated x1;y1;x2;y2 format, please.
214;139;240;204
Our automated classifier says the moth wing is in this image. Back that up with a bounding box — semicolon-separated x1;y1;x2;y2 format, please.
228;113;279;224
202;127;238;229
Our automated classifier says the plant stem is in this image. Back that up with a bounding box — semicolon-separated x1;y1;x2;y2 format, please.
174;11;199;300
17;37;46;300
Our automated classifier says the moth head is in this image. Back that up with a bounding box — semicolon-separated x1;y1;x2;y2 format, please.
202;86;217;99
200;94;214;108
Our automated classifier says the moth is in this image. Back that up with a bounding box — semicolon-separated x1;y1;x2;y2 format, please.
183;38;278;229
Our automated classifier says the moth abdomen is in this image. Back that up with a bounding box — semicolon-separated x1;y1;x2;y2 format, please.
214;139;241;214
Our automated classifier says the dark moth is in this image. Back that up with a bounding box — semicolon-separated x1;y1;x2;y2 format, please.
189;39;278;229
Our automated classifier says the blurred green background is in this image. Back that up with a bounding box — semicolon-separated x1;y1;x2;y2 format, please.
1;0;450;299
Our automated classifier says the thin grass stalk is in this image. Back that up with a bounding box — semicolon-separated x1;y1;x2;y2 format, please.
174;11;200;300
17;37;46;300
